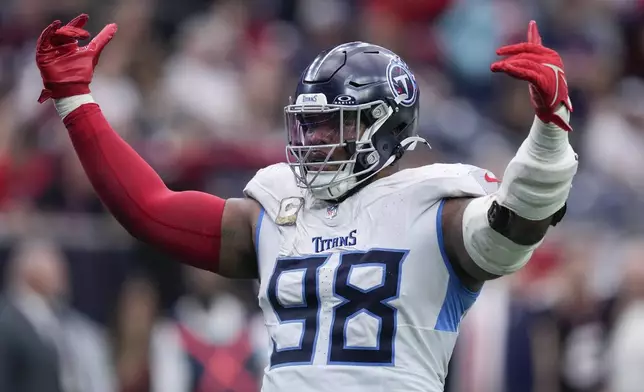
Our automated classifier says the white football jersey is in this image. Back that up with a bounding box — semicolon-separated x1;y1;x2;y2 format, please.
244;162;499;392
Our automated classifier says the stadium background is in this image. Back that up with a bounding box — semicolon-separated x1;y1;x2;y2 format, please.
1;0;644;391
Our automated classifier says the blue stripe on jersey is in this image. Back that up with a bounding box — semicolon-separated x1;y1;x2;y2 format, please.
434;199;480;332
255;207;265;256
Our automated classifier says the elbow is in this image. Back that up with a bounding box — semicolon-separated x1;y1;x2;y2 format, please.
463;195;540;276
112;211;158;245
102;193;167;245
99;189;224;271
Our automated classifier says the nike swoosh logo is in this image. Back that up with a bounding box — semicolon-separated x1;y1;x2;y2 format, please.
484;173;500;183
542;63;566;107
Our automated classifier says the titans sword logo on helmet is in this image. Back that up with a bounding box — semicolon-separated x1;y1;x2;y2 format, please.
386;57;418;107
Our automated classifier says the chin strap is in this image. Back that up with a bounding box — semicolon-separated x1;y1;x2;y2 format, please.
398;135;431;152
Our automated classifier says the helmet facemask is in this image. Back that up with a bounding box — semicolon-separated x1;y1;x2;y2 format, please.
285;99;394;200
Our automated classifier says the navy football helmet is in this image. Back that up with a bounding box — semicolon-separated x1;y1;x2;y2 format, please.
285;41;427;200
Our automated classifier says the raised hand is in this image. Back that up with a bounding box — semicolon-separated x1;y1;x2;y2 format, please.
491;21;573;131
35;14;117;103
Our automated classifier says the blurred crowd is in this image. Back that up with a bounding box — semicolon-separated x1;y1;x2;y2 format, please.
1;0;644;391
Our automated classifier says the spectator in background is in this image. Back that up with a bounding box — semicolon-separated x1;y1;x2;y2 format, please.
0;238;115;392
607;240;644;392
111;276;159;392
528;243;617;392
452;245;564;392
583;77;644;197
150;266;267;392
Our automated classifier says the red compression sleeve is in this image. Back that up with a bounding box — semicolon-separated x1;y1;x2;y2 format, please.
63;103;225;271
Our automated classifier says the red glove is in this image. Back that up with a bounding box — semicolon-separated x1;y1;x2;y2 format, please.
491;21;573;132
36;14;117;103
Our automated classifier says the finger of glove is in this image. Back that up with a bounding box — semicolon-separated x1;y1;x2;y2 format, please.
496;43;556;57
527;20;543;46
50;35;81;48
504;59;549;87
36;20;62;51
501;53;550;64
490;60;544;84
66;14;89;29
88;23;118;55
501;52;556;65
53;26;91;41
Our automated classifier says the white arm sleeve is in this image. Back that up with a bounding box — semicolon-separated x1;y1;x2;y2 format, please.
463;107;578;276
462;195;540;275
497;106;578;221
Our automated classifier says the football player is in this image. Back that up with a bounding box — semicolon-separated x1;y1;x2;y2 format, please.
35;14;577;392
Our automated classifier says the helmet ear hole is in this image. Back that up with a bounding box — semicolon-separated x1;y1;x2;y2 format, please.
374;132;395;155
358;131;398;173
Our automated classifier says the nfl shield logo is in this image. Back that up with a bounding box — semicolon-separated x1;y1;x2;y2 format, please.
326;205;338;219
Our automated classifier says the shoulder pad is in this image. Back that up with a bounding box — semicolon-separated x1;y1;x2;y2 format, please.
362;163;499;206
243;163;305;223
413;163;499;196
466;165;501;195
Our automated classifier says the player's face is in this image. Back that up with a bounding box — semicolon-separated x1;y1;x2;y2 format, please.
296;111;361;171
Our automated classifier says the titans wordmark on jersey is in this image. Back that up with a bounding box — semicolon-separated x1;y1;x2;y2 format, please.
244;163;498;392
